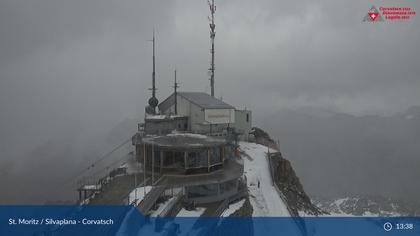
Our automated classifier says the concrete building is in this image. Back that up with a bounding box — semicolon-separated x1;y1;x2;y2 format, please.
131;91;252;215
157;92;252;140
233;109;252;140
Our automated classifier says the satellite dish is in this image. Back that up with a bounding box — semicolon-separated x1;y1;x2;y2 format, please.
148;97;159;108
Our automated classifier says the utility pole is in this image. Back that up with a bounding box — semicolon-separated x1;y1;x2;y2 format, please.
208;0;216;97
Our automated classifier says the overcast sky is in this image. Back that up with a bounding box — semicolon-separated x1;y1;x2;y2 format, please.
0;0;419;184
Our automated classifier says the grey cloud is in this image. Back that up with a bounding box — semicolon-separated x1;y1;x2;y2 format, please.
0;0;419;203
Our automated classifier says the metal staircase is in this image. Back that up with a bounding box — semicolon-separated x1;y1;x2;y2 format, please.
137;184;167;215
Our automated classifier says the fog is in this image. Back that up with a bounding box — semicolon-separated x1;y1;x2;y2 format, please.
0;0;419;203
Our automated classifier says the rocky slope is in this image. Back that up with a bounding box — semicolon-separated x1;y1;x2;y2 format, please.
250;127;324;216
261;106;420;204
313;195;419;216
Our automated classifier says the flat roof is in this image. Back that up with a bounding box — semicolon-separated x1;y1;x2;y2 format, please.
159;92;235;110
178;92;235;109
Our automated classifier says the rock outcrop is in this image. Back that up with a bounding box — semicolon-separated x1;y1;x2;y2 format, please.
313;195;418;216
251;127;324;216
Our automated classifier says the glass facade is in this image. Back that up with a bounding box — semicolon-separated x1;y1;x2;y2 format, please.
209;147;222;165
186;184;218;198
187;150;208;168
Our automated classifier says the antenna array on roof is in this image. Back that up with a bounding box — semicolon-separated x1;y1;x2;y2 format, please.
208;0;216;97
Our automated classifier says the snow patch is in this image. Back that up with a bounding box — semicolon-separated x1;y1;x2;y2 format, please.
167;132;208;139
128;186;152;205
150;197;176;217
177;207;206;217
221;199;246;217
239;142;290;216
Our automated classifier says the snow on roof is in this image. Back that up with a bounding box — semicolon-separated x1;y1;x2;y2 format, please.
142;133;226;148
145;114;186;120
166;132;208;139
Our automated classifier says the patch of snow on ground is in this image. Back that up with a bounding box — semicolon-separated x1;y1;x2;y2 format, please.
124;157;143;174
128;186;152;205
172;207;208;236
333;197;349;207
177;207;206;217
240;141;290;217
221;199;246;217
150;197;175;217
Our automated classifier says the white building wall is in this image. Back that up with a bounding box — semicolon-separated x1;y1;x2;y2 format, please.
162;95;204;132
160;94;239;134
189;101;205;132
163;95;190;116
204;109;235;124
233;110;252;140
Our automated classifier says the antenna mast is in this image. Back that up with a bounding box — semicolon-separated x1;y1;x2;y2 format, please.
152;30;156;98
147;30;158;114
208;0;216;97
172;70;179;115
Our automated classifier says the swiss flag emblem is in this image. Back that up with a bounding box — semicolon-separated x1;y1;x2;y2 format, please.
363;6;383;22
369;12;378;21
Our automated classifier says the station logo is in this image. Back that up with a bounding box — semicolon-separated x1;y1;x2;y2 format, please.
363;5;416;22
363;6;384;22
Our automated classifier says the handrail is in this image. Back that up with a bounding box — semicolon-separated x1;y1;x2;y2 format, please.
121;177;150;205
214;198;230;216
266;152;296;216
158;190;183;217
137;184;168;214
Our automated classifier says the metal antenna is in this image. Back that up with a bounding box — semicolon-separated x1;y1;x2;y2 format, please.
147;30;159;113
151;30;156;98
208;0;216;97
172;69;179;115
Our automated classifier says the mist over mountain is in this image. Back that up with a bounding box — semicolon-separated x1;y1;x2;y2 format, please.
260;106;420;204
0;118;137;204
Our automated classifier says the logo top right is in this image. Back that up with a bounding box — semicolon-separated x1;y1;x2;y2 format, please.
363;5;416;22
363;6;384;22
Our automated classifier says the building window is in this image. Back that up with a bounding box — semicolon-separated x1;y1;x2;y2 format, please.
246;113;249;122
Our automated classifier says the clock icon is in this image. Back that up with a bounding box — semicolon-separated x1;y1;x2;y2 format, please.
384;222;393;232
